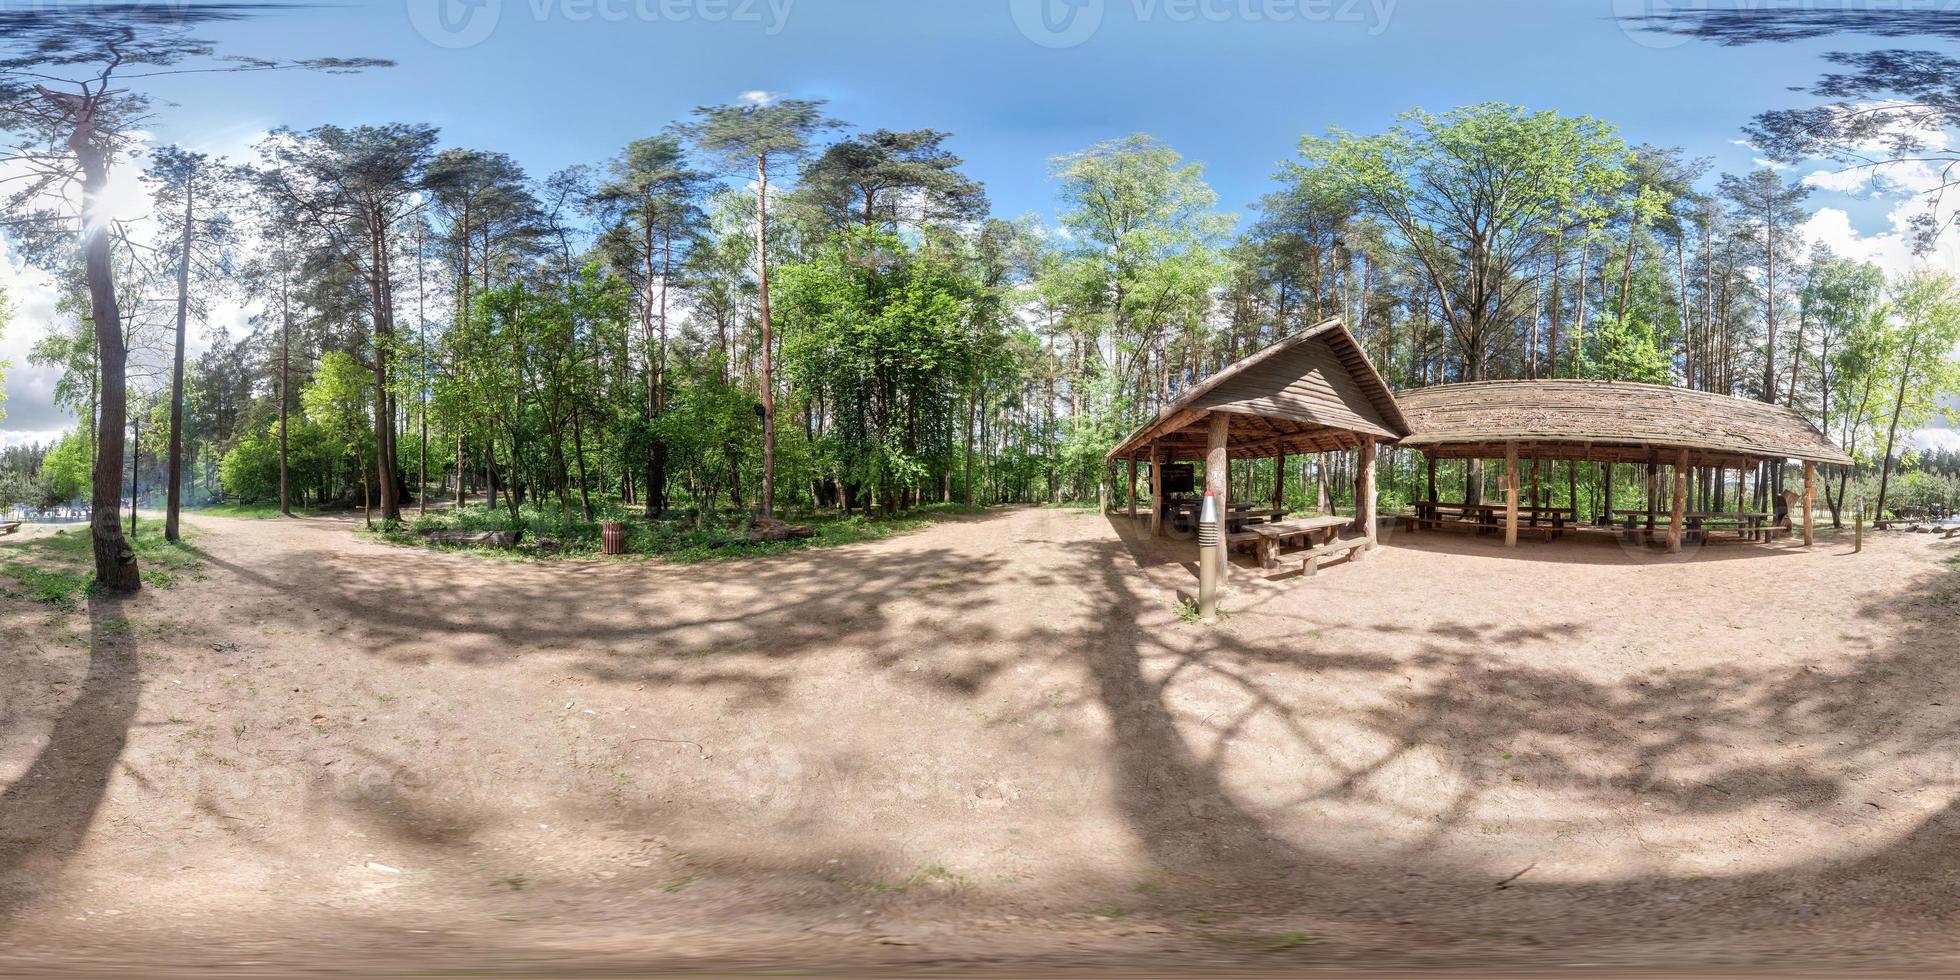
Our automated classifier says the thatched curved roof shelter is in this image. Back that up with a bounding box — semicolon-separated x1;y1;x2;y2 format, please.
1106;318;1410;464
1397;380;1852;468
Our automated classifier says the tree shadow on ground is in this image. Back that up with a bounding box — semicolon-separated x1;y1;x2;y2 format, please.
1067;515;1960;955
0;594;141;930
198;532;1011;691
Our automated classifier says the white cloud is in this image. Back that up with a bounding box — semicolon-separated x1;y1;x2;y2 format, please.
0;126;269;444
737;90;779;106
1906;428;1960;454
1800;205;1960;281
0;240;76;438
1796;106;1955;200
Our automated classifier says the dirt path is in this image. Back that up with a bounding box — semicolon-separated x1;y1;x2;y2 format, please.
4;507;1960;974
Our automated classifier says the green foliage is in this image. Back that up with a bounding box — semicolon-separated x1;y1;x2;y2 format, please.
1288;103;1632;378
778;229;981;507
381;498;980;563
0;524;204;609
218;433;281;503
0;562;89;610
38;430;90;504
1587;316;1671;383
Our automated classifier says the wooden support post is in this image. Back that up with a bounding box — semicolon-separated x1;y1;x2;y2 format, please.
1603;463;1614;526
1359;435;1378;554
1126;457;1138;521
1802;461;1816;547
1504;441;1520;548
1149;444;1164;538
1273;453;1286;511
1645;458;1659;530
1739;464;1753;541
1207;413;1230;584
1567;461;1577;524
1855;498;1864;553
1425;454;1438;504
1667;449;1688;554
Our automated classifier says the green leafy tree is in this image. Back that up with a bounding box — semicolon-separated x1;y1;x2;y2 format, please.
796;128;988;233
303;351;378;526
1050;133;1231;461
1874;271;1960;521
778;230;979;511
261;123;438;524
1808;258;1889;523
687;96;842;519
0;4;385;591
1587;315;1671;383
40;430;91;505
591;133;711;516
1719;168;1812;402
1286;104;1631;381
148;144;237;541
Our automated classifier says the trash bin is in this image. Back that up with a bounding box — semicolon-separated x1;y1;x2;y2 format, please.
600;520;627;555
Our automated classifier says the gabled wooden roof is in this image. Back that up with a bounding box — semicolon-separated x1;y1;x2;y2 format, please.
1396;380;1853;466
1108;319;1411;462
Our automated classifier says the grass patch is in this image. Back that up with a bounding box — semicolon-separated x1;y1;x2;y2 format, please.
1200;929;1315;952
186;502;335;520
370;501;992;565
1176;598;1229;625
0;562;92;609
0;523;206;604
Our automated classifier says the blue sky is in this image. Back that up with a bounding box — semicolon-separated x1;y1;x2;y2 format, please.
2;0;1953;444
150;0;1878;219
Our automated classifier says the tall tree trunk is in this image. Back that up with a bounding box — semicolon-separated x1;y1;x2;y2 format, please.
368;209;401;523
67;106;140;591
165;168;195;542
1874;334;1923;522
650;225;674;516
129;408;139;536
417;223;430;515
756;153;778;519
1763;204;1780;403
278;248;293;517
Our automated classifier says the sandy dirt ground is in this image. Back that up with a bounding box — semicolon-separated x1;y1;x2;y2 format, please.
3;506;1960;975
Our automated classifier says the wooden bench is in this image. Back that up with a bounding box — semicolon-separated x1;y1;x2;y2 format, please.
1407;504;1491;532
1300;538;1369;576
1415;506;1565;541
0;522;19;536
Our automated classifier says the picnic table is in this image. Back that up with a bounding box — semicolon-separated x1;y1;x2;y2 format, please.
1410;501;1574;540
0;521;18;536
1162;500;1288;535
1611;509;1777;541
1226;514;1351;569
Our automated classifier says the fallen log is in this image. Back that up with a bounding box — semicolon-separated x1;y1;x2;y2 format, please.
747;517;817;543
422;529;523;549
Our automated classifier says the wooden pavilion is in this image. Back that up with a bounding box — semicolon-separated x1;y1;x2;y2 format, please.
1395;380;1854;552
1106;319;1412;578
